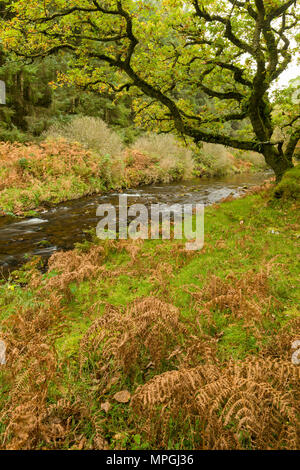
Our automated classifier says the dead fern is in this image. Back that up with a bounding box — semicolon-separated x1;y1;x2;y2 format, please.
185;266;279;329
80;298;188;381
0;290;102;450
42;246;105;293
131;358;300;449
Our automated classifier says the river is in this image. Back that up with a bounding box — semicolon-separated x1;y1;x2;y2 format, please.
0;171;273;277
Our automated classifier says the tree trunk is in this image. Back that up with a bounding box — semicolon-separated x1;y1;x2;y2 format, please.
262;146;294;182
13;70;28;130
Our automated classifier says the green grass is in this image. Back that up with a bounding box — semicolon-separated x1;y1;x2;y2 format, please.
0;188;299;449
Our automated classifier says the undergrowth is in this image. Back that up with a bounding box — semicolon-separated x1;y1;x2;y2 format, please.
0;132;193;216
0;117;271;216
0;185;299;449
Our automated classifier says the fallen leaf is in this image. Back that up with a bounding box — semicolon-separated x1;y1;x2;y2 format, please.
113;433;126;440
114;390;131;403
101;401;111;413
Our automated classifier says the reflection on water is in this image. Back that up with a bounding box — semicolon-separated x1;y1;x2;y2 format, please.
0;171;273;276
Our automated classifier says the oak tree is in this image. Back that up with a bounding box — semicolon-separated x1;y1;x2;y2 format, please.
2;0;300;180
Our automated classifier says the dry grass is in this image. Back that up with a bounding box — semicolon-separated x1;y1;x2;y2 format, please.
0;126;196;215
234;149;267;169
43;246;106;293
185;266;277;329
0;261;299;450
0;139;124;214
0;293;62;449
260;317;300;361
45;120;195;186
0;140;95;191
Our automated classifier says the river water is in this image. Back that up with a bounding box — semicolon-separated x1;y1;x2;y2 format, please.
0;171;272;276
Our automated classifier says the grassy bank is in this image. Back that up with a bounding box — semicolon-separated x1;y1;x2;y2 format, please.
0;139;192;217
0;171;299;450
193;142;267;178
0;117;267;217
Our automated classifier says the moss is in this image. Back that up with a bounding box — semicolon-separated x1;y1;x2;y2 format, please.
273;166;300;200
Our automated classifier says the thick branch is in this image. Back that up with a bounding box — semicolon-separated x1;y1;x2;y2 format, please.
181;110;248;123
267;0;297;20
35;6;99;23
192;0;255;55
206;60;252;87
198;82;244;101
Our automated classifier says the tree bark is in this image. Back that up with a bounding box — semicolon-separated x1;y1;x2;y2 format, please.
262;146;294;182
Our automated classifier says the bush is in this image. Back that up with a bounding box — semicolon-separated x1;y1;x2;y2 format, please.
17;157;30;171
131;134;194;181
194;143;267;177
233;149;267;169
194;143;233;177
0;124;28;143
45;116;124;158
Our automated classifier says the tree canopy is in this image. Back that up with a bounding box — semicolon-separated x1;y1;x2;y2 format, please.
1;0;300;179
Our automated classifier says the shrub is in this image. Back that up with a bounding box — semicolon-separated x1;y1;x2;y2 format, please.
0;124;28;143
194;143;267;177
131;134;194;181
17;157;30;170
193;143;234;177
45;116;124;158
233;149;267;169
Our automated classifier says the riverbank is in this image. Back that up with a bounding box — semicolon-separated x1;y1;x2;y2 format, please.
0;138;190;217
0;135;267;217
0;171;272;275
0;173;299;450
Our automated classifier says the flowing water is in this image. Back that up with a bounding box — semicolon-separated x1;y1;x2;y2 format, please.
0;171;272;276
